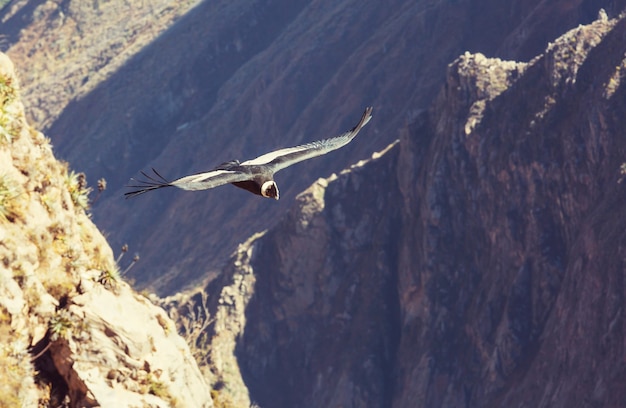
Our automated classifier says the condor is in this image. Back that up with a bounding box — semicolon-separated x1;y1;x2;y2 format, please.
125;107;373;200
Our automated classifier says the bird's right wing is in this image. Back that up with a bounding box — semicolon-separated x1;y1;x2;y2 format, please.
242;107;373;173
124;167;251;198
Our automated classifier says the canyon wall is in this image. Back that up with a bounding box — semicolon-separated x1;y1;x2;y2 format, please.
181;12;626;407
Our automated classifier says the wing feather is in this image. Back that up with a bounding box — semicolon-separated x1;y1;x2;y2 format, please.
170;169;251;191
124;168;173;198
125;167;251;198
242;107;373;173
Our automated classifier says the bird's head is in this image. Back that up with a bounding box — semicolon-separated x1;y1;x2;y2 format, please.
261;180;279;200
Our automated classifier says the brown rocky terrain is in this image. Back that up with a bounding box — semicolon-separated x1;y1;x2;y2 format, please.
168;10;626;408
4;0;623;294
0;53;211;407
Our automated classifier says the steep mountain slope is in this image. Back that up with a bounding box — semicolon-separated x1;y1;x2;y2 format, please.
4;0;622;293
0;53;211;408
0;0;202;129
171;11;626;408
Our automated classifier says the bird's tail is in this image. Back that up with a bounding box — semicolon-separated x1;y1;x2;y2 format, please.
124;168;173;199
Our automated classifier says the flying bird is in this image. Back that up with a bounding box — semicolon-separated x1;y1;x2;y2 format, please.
125;107;373;200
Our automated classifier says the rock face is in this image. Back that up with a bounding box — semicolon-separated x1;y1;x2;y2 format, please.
4;0;623;294
393;13;626;407
239;143;403;408
174;11;626;408
0;53;211;407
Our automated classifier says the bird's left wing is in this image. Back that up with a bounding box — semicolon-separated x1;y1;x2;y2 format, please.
125;167;251;198
170;169;252;191
242;107;373;173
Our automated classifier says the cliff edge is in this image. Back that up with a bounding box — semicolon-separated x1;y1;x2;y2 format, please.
0;53;211;407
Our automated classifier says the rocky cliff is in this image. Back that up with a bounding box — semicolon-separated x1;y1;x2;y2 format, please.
393;11;626;407
4;0;623;294
170;10;626;408
0;53;211;407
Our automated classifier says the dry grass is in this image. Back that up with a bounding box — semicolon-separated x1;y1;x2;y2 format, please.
0;73;20;144
0;305;33;407
0;173;21;222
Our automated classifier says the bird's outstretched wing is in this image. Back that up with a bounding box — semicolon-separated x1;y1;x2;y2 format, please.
124;168;172;198
242;106;373;173
124;166;252;198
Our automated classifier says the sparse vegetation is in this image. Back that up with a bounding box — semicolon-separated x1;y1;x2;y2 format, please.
0;173;21;222
155;313;172;336
174;291;214;363
89;247;136;294
91;177;107;205
41;269;77;302
139;372;178;407
0;304;32;408
98;263;121;289
210;388;239;408
604;57;626;99
40;192;56;213
116;244;140;276
0;73;20;144
48;309;74;342
0;112;20;144
122;254;140;275
146;374;168;398
0;73;16;108
47;309;89;343
65;170;92;211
